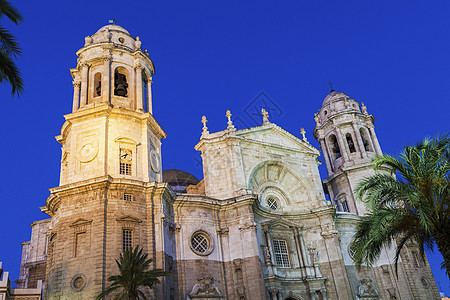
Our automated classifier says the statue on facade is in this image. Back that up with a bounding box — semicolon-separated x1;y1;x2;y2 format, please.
357;278;379;299
189;276;222;299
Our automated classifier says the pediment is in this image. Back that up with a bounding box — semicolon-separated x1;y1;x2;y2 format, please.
116;216;142;223
261;216;303;230
236;123;320;155
69;218;93;227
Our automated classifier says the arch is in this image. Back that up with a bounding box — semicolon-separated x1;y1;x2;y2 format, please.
345;133;356;153
360;128;372;152
248;160;314;210
114;66;129;97
93;72;102;98
328;134;341;159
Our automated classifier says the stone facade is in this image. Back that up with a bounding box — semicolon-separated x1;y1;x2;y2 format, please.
12;25;441;300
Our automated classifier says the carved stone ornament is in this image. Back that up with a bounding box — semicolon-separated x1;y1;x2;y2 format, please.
188;276;223;299
84;36;93;46
357;278;379;299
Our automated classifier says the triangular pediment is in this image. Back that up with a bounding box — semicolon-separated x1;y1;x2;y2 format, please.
69;218;92;227
262;216;303;230
236;123;320;155
116;216;142;223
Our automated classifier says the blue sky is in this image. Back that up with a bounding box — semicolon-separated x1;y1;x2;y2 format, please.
0;0;449;295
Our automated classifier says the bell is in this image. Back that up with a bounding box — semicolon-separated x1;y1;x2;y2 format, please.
116;84;127;97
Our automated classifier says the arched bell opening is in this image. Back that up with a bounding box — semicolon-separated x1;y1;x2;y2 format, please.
114;67;129;97
346;133;356;153
93;72;102;98
329;134;341;159
142;71;148;112
359;128;372;152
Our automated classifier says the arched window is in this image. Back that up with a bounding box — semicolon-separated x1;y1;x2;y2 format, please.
329;135;341;159
93;72;102;97
114;67;129;97
360;128;372;152
346;133;356;153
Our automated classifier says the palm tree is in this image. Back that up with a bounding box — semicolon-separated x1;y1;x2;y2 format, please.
0;0;24;96
350;134;450;277
96;246;170;300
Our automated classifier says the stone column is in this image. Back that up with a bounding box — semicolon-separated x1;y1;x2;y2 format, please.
79;63;89;108
102;57;111;103
335;127;350;161
369;127;382;154
319;138;333;173
72;81;81;112
147;77;153;114
352;124;367;158
135;65;143;111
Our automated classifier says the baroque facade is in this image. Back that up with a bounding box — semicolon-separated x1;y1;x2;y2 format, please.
5;24;442;300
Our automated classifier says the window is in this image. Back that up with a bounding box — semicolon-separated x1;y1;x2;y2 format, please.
190;231;213;255
346;133;356;153
123;193;132;201
341;200;350;212
122;229;133;252
120;149;132;175
266;197;278;210
75;232;87;257
272;240;290;268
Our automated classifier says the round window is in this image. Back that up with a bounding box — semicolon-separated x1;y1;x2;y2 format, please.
266;197;278;210
70;273;86;292
190;231;213;255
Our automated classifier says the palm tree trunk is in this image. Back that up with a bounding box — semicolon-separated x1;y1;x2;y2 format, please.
433;227;450;278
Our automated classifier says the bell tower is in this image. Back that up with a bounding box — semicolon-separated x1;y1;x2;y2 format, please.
58;24;165;186
42;24;174;300
313;90;382;215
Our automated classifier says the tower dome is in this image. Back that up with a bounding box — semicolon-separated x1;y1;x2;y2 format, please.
96;24;131;35
322;90;349;106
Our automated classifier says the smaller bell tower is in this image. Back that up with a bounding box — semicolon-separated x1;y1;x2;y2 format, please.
313;91;382;215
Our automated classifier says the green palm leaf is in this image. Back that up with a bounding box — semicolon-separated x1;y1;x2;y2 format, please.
350;133;450;278
96;246;171;300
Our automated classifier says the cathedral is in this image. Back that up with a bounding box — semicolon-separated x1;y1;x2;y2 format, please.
0;24;442;300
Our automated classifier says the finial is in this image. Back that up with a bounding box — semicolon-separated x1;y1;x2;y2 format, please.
361;102;368;115
328;81;334;92
108;18;118;24
201;115;209;137
262;108;269;125
300;127;308;142
226;110;235;129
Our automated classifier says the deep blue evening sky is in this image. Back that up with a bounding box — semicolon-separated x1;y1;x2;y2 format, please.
1;0;449;294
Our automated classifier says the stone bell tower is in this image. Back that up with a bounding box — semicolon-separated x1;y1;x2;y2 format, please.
313;90;382;215
41;24;175;299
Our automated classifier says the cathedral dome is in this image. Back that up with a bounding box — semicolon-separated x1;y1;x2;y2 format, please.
322;91;349;106
162;169;200;193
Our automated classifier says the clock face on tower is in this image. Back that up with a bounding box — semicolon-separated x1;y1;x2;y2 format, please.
77;141;99;163
120;149;132;162
150;150;160;173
